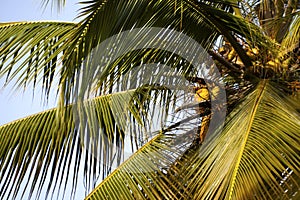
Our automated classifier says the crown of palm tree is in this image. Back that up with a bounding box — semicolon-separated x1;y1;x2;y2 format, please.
0;0;299;199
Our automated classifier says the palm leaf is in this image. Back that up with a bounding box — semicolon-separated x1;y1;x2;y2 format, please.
60;0;241;95
0;1;276;101
0;1;269;103
0;0;225;105
177;80;300;199
2;1;299;200
0;21;76;97
60;0;276;102
86;80;300;199
61;0;219;87
281;13;300;51
0;86;173;199
85;113;208;200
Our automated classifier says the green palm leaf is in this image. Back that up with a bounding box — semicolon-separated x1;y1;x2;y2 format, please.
61;0;222;94
0;86;173;199
0;0;229;105
178;80;300;199
0;21;76;96
52;0;273;102
281;13;300;51
0;1;270;102
85;114;207;200
1;1;299;199
86;80;300;199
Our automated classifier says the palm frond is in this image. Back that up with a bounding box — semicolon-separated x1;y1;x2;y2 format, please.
0;86;173;199
0;1;268;104
60;0;235;101
86;80;300;199
281;13;300;51
2;1;299;200
85;113;207;200
178;80;300;199
0;21;76;97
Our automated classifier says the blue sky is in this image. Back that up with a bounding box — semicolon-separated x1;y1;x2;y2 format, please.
0;0;80;125
0;0;79;22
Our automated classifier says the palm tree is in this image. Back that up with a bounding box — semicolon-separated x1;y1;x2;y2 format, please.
0;0;299;199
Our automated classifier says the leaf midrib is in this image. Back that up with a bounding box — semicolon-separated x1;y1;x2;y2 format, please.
227;80;267;200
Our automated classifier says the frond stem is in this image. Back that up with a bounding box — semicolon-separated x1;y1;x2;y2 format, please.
227;79;267;199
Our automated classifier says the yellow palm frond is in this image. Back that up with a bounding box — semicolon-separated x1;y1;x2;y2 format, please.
86;80;300;199
180;80;300;199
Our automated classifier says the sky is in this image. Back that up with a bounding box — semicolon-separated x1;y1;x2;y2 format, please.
0;0;80;125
